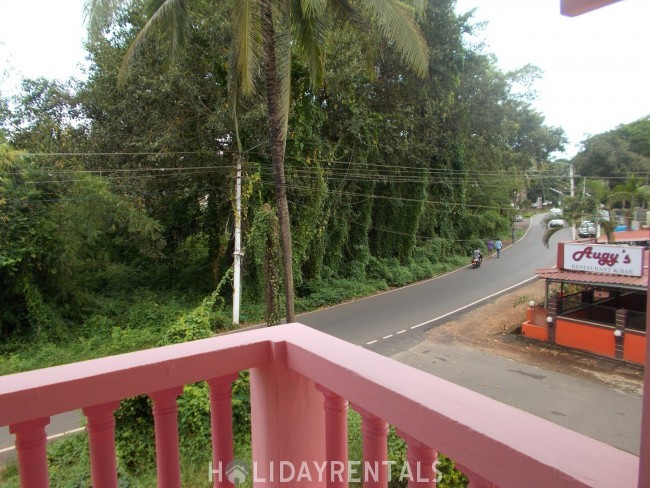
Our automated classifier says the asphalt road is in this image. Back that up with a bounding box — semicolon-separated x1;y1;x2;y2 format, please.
0;214;570;458
298;213;568;347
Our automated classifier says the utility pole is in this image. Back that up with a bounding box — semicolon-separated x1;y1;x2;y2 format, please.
233;156;242;325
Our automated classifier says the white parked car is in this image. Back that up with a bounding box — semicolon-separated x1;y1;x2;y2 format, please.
548;219;565;229
578;221;596;237
550;208;563;216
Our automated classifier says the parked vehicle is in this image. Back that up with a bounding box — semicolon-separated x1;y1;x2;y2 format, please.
514;214;523;222
578;221;596;237
550;208;563;216
548;219;565;229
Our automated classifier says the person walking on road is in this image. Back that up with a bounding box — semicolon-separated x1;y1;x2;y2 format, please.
487;238;494;256
494;237;502;258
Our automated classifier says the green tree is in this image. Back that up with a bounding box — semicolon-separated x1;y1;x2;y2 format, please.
572;118;650;180
85;0;429;323
0;144;165;337
608;176;650;230
620;116;650;158
5;78;86;153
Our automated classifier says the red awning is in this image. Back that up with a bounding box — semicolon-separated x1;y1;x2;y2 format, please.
535;267;647;290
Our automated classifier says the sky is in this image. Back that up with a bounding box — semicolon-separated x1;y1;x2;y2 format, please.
1;0;649;159
455;0;650;157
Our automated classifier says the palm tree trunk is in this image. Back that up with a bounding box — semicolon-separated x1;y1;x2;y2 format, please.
260;0;295;323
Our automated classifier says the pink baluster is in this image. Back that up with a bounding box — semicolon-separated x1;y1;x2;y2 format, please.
150;386;184;488
397;431;437;488
316;385;349;487
353;406;388;488
9;417;50;488
207;373;239;488
83;401;121;488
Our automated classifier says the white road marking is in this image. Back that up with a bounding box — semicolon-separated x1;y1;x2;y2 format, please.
0;427;86;454
364;274;538;345
409;276;537;330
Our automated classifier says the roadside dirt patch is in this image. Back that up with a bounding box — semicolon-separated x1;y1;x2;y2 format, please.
425;280;644;395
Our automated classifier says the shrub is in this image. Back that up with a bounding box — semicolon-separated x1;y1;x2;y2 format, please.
114;288;248;476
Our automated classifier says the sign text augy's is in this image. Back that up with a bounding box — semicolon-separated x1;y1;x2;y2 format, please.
562;243;644;277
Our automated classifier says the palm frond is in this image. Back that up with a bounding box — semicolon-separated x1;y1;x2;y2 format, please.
404;0;426;17
600;220;616;243
638;185;650;204
117;0;192;87
292;1;326;90
608;190;634;208
328;0;358;18
232;0;264;96
84;0;124;40
540;213;569;248
356;0;429;77
542;226;563;248
299;0;327;17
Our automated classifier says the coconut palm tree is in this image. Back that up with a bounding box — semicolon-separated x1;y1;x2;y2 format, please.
608;176;650;230
85;0;429;323
542;180;632;247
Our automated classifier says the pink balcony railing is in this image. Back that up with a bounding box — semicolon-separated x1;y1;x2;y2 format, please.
0;323;641;487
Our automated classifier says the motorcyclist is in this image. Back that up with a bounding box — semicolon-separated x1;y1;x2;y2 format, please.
473;248;483;263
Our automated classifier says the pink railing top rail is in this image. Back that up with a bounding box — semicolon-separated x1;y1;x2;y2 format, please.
0;323;639;487
0;329;273;426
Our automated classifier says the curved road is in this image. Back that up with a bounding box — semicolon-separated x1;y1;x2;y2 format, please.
0;213;568;456
299;213;568;347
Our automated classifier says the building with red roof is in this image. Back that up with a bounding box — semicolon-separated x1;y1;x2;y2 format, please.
523;234;647;364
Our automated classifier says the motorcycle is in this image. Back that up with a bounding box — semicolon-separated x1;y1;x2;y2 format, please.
471;256;481;268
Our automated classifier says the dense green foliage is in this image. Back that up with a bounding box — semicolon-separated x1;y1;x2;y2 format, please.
572;116;650;181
